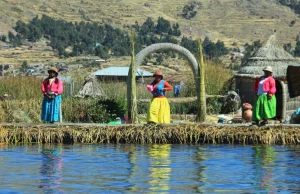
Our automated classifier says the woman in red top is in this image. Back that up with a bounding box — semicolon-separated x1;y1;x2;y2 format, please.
253;66;276;125
41;67;64;123
146;71;173;124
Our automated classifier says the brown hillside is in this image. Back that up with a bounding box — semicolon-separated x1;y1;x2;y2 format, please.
0;0;299;46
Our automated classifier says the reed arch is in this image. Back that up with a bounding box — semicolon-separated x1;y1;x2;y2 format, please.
127;43;202;122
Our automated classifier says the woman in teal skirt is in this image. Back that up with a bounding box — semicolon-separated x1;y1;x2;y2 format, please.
253;66;276;125
41;67;64;123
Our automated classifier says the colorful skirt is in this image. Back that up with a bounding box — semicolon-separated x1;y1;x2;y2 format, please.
252;94;276;121
41;95;62;122
147;97;171;124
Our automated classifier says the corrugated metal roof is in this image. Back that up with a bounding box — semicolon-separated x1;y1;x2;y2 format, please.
92;66;153;77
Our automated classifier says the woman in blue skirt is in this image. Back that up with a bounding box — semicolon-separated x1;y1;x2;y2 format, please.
41;67;63;123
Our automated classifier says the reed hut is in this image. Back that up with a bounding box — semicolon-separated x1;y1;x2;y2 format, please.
234;33;300;122
75;75;105;98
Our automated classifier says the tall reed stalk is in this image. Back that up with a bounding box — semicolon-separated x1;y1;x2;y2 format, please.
127;32;138;123
197;39;206;122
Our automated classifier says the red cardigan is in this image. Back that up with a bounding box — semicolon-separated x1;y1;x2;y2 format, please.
254;76;276;96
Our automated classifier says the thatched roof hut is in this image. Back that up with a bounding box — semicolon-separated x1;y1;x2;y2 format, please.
234;33;300;122
238;34;300;77
75;75;105;98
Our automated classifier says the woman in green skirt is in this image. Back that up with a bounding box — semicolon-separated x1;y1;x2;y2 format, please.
253;66;276;125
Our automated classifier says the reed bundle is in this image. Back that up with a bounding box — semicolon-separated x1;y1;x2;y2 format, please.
0;124;299;145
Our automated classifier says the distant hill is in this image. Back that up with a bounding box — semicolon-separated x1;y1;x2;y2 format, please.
0;0;300;47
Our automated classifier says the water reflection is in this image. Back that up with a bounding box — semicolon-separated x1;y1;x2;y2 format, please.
39;144;63;193
254;146;276;192
123;144;138;192
195;147;207;193
0;144;299;193
148;144;171;193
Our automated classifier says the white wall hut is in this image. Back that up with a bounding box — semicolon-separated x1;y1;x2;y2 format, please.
234;33;300;121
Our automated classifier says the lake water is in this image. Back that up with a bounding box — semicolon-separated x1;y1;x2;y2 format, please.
0;144;299;193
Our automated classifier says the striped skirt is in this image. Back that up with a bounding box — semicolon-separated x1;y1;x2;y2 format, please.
252;94;276;121
41;95;62;122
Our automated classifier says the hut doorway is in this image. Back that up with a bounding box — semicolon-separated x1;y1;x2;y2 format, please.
275;80;285;121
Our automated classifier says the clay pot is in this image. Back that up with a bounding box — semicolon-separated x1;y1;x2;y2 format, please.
242;103;253;121
243;109;252;121
242;103;252;110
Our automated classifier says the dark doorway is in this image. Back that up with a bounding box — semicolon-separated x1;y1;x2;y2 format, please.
287;66;300;98
275;80;283;121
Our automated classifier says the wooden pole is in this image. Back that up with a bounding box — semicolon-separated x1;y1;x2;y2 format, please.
196;39;206;122
127;32;138;123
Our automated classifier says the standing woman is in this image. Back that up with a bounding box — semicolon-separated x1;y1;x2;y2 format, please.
41;67;63;123
253;66;276;125
147;71;173;124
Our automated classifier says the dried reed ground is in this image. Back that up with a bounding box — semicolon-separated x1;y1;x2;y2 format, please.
0;124;299;145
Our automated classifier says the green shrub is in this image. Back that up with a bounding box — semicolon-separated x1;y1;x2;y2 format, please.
206;97;223;115
64;98;126;123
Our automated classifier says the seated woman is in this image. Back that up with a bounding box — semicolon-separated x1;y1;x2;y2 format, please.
253;66;276;125
147;71;173;124
41;67;64;123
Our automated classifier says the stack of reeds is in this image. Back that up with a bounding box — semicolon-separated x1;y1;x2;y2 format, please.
0;124;299;145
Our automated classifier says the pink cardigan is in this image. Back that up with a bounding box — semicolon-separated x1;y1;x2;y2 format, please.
254;76;276;96
41;78;63;95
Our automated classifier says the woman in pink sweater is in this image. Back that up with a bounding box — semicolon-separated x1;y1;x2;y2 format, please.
253;66;276;125
41;67;63;123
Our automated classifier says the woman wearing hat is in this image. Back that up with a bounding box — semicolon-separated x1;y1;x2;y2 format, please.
41;67;63;123
146;71;173;124
253;66;276;125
